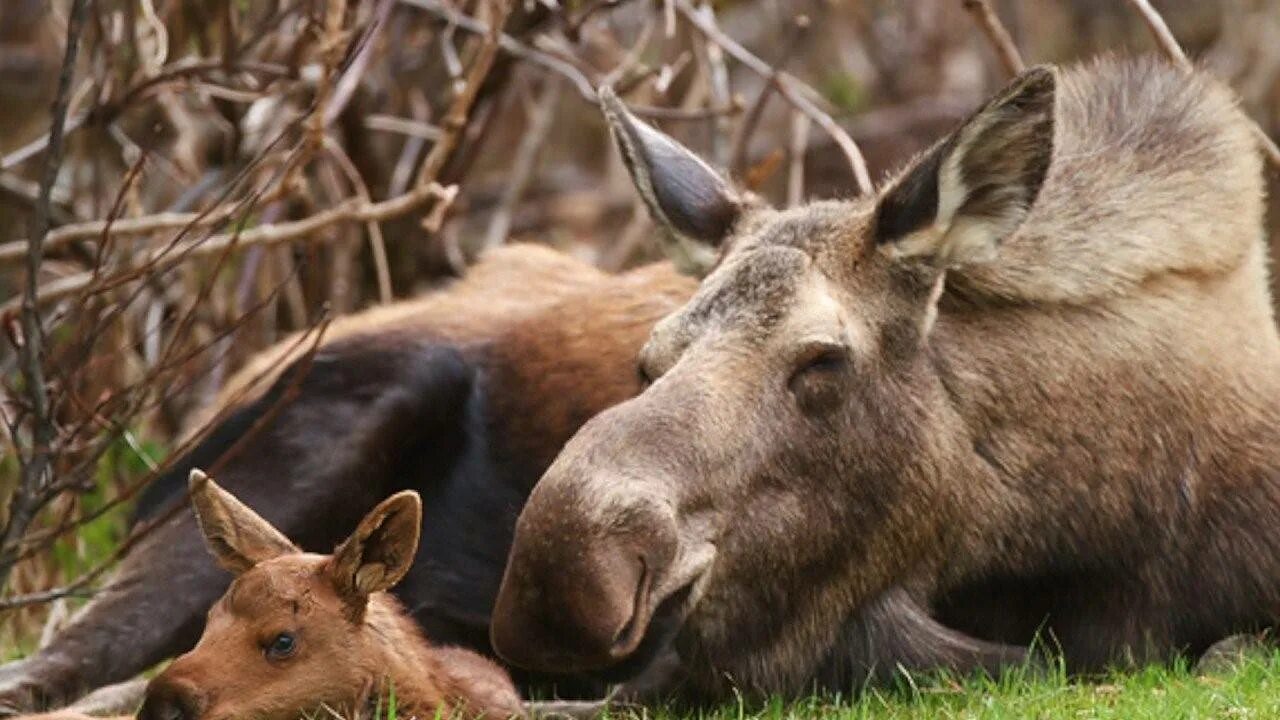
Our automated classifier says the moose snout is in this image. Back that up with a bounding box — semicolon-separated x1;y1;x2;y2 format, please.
138;678;202;720
491;482;680;673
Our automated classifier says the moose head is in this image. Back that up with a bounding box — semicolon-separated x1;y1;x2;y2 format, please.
491;67;1057;695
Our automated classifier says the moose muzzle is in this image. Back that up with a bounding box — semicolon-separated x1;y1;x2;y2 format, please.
491;478;685;675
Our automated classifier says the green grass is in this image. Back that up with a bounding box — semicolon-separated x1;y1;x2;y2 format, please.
623;654;1280;720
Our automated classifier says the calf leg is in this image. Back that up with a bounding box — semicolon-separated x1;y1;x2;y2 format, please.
0;345;473;715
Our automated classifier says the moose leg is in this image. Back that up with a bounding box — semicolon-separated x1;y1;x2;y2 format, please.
620;586;1031;705
818;586;1032;690
0;345;474;715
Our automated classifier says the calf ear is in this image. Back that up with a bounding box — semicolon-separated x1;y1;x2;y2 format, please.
874;66;1056;267
600;87;745;274
188;469;298;575
329;491;422;605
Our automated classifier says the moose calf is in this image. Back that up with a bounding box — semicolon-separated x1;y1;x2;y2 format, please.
135;470;522;720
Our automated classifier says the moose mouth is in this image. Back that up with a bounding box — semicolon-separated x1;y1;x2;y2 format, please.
591;578;698;683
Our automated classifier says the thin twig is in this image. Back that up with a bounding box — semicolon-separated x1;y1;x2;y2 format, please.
401;0;596;100
0;0;91;595
673;0;874;194
2;184;455;313
414;0;515;190
1123;0;1280;169
691;2;733;167
0;192;290;267
323;137;394;303
324;0;395;126
310;0;351;151
729;14;809;178
787;110;811;208
483;77;562;249
961;0;1025;77
0;61;291;172
0;318;332;610
363;114;444;141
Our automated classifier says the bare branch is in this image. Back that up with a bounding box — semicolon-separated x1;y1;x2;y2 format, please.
1123;0;1280;169
0;0;91;595
673;0;874;195
363;115;444;141
729;14;809;179
414;0;516;190
323;137;394;303
0;317;333;610
961;0;1025;77
787;110;811;208
1;183;455;313
483;77;562;250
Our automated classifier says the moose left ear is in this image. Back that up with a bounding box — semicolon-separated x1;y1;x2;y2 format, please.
189;469;299;575
874;66;1056;267
329;491;422;606
600;86;746;274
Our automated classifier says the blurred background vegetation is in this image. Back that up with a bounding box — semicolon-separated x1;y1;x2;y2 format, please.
1;0;1278;657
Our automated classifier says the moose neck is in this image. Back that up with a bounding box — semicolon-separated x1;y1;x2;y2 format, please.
357;595;450;718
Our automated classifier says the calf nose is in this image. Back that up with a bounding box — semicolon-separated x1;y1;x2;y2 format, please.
491;484;677;673
139;680;200;720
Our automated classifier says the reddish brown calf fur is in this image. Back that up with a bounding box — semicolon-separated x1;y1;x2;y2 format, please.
137;470;521;720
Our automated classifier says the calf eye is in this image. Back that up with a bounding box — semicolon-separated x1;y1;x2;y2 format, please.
265;632;297;661
788;343;849;416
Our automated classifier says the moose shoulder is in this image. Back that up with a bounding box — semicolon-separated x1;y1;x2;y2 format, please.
492;55;1280;699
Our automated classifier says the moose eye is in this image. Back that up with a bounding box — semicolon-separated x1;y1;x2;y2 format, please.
788;343;849;415
265;632;297;661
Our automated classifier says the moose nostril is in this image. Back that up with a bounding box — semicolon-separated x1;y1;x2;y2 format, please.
139;685;198;720
609;554;652;658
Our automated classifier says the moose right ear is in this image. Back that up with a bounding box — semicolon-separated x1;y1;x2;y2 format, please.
873;66;1056;268
599;87;745;274
188;469;298;575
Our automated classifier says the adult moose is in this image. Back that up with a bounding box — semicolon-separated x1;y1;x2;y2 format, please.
492;56;1280;699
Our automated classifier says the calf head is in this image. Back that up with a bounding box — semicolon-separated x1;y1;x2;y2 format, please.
492;69;1057;693
139;471;422;720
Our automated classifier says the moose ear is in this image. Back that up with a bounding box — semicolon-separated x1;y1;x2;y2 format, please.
874;66;1056;267
329;491;422;605
188;469;298;575
599;86;745;274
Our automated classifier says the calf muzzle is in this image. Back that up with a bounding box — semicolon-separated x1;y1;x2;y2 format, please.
137;679;200;720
